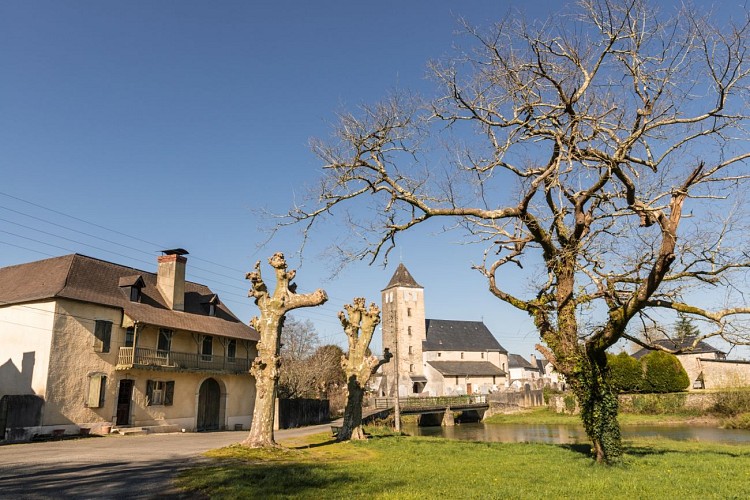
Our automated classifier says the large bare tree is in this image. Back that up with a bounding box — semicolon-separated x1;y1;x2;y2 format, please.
284;0;750;462
242;253;327;448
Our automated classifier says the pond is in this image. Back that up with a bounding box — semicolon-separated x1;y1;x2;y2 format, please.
402;422;750;445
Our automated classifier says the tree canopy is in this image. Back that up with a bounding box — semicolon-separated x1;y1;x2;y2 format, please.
283;0;750;463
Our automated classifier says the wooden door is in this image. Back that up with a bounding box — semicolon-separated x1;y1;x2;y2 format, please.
197;378;221;431
466;383;473;395
116;379;133;426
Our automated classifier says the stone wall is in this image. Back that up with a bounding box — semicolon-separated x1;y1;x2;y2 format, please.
486;386;544;417
548;391;741;414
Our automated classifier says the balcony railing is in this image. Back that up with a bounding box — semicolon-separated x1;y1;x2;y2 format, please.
116;347;251;374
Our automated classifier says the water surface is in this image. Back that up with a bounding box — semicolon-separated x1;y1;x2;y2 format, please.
402;422;750;444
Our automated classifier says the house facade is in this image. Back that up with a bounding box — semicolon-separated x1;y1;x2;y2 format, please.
632;336;750;390
379;264;509;397
0;250;258;442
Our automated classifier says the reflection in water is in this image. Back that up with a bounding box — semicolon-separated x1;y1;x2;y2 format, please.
404;422;750;445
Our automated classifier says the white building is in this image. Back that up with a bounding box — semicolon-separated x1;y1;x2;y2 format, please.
379;264;508;397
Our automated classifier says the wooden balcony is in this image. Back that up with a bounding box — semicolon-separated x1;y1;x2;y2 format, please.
116;347;251;374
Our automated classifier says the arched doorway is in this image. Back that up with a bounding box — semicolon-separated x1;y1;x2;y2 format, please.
197;378;221;431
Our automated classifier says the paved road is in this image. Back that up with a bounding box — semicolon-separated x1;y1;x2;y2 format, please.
0;424;334;499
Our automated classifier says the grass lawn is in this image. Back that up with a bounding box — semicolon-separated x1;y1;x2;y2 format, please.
177;428;750;499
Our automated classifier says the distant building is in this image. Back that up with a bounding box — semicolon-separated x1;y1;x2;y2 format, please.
0;250;259;442
507;354;542;389
379;264;508;397
632;336;750;390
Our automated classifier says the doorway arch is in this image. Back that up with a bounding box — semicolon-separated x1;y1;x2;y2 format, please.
197;378;222;431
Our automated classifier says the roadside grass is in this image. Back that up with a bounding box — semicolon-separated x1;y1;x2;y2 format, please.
177;430;750;499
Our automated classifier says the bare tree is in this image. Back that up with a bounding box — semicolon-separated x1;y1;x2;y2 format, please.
278;316;321;399
242;253;327;448
338;298;391;441
283;0;750;462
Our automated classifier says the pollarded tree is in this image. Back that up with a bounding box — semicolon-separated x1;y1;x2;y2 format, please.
283;1;750;463
338;298;392;441
242;253;327;448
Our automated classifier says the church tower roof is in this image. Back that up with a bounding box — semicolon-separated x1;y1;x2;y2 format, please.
383;263;422;290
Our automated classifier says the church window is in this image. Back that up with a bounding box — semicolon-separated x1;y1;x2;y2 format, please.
461;352;464;359
481;352;485;359
409;364;414;373
407;308;412;317
408;346;412;354
408;326;412;336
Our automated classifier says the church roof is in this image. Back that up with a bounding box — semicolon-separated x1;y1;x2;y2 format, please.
423;319;507;353
427;360;506;376
383;263;422;290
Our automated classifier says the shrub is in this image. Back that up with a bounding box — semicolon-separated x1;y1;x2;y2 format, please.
711;390;750;417
641;351;689;393
722;412;750;430
607;352;644;393
627;393;688;415
563;394;577;414
542;386;563;405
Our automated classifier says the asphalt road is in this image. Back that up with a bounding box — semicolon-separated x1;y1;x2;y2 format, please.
0;423;334;499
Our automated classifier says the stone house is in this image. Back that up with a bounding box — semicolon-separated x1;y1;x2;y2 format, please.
379;264;509;397
0;250;258;442
632;336;750;390
507;353;543;389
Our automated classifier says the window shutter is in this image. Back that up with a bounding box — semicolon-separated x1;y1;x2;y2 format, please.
146;380;154;406
87;374;103;407
93;320;113;353
164;381;175;406
102;322;112;353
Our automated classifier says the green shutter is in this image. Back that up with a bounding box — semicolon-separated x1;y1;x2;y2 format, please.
164;381;175;406
102;322;111;353
93;321;113;353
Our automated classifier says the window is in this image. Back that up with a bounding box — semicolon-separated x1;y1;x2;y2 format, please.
408;345;413;355
407;326;412;336
208;303;216;317
437;352;442;357
455;376;459;385
125;327;134;348
409;364;414;373
157;329;173;356
461;352;464;359
481;352;485;359
129;286;141;302
227;339;237;360
201;335;213;361
407;308;412;317
86;373;106;408
146;380;175;406
93;320;112;353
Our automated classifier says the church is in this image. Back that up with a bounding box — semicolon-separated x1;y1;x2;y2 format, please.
379;264;509;397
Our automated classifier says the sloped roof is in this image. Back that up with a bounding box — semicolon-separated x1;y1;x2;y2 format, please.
631;336;724;360
428;360;506;376
508;353;538;370
383;263;422;290
423;319;507;353
0;254;258;341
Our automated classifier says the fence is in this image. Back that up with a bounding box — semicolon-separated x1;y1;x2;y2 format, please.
277;398;330;429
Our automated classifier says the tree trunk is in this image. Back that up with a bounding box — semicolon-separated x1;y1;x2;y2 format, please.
571;351;622;464
242;365;279;447
338;376;366;441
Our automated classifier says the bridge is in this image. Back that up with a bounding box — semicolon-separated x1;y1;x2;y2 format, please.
373;395;489;422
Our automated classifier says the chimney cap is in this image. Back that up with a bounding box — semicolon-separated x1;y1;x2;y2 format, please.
161;248;189;256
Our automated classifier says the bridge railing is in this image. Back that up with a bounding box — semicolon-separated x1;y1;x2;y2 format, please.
374;395;487;410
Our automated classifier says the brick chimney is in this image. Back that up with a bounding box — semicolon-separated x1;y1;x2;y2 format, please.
157;249;188;311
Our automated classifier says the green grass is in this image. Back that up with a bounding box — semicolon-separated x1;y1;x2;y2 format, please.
177;429;750;499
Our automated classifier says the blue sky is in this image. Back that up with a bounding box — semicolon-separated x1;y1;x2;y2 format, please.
1;1;745;359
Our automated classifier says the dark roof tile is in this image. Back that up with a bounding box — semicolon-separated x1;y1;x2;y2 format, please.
423;319;507;353
427;360;506;376
631;336;723;360
383;263;422;290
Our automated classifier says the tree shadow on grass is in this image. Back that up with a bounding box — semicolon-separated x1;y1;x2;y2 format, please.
180;461;405;498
